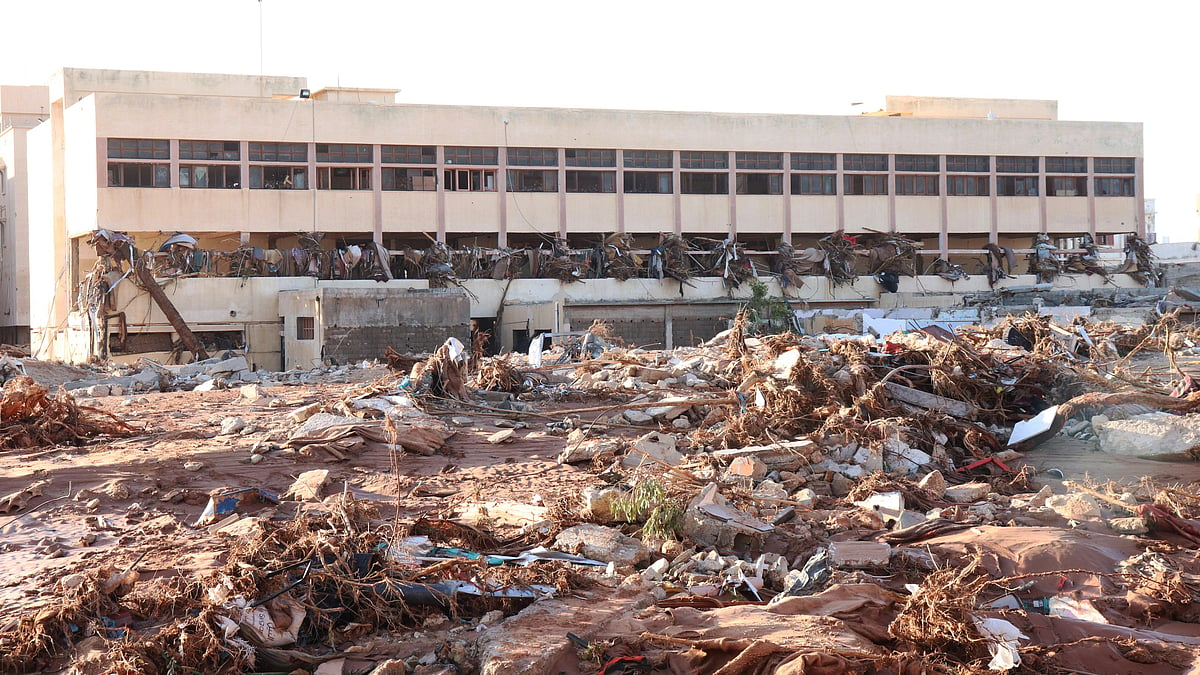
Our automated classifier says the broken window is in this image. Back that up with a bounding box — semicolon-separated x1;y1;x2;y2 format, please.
507;148;558;167
791;173;835;195
507;169;558;192
947;175;989;196
895;174;939;196
565;149;616;168
317;167;372;190
946;155;990;172
249;142;307;162
792;153;835;171
736;152;782;171
250;165;307;189
1094;177;1134;196
1047;176;1087;197
296;317;315;341
842;154;888;171
844;174;888;195
624;151;672;169
382;167;436;191
680;151;728;169
736;173;782;195
565;170;615;193
444;147;497;166
179;141;239;161
107;163;170;187
381;145;436;164
316;144;373;163
996;175;1039;196
1094;157;1135;174
444;169;496;192
624;171;671;193
180;165;241;189
1045;157;1086;173
895;155;939;172
107;138;169;159
996;156;1038;173
680;172;728;194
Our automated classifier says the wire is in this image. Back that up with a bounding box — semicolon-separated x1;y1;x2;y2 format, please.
501;122;559;249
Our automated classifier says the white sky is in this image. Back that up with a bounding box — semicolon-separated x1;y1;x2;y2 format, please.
6;0;1199;241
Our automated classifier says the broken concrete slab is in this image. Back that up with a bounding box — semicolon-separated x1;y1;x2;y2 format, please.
459;502;550;531
917;470;947;498
854;491;905;526
1093;412;1200;458
552;524;651;566
622;409;653;425
943;482;991;503
1108;516;1150;535
621;432;682;468
487;429;515;444
284;469;330;501
724;456;768;481
682;483;773;550
828;541;891;567
710;439;815;473
1046;493;1102;521
558;436;622;465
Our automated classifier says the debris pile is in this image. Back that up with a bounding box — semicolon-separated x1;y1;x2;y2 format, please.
0;376;135;449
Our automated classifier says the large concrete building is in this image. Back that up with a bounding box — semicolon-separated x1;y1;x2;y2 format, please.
6;68;1149;368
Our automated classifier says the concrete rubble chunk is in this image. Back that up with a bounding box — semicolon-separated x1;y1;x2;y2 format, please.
219;416;247;436
552;523;651;566
580;486;627;522
193;379;220;392
710;439;814;473
1108;516;1150;535
622;432;682;468
459;502;550;530
1046;493;1102;521
943;482;991;503
287;402;322;424
917;470;947;498
622;409;654;425
828;541;891;568
285;469;330;501
724;456;769;481
792;488;817;508
682;483;773;549
1092;413;1200;458
487;429;515;444
644;396;692;420
854;491;905;526
237;383;276;404
559;436;622;465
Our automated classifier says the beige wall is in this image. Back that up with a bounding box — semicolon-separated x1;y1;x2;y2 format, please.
894;197;941;234
1046;198;1090;231
736;196;784;234
1095;198;1139;233
445;193;497;232
997;197;1041;232
843;196;889;232
886;96;1057;120
624;194;673;233
53;69;305;107
946;197;992;234
566;194;618;232
0;126;32;328
791;196;837;234
680;195;729;233
383;192;438;231
505;193;557;234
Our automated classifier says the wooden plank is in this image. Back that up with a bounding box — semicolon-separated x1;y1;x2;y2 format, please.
883;382;977;419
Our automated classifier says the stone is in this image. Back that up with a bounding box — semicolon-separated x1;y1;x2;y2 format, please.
1093;412;1200;458
558;436;622;464
645;397;691;420
1108;516;1150;535
219;416;247;436
828;541;891;568
86;384;110;398
183;461;204;472
884;438;932;474
450;416;475;427
622;409;653;424
682;483;773;549
287;403;322;424
640;558;670;581
751;480;788;501
367;659;408;675
854;491;905;526
917;470;947;498
487;429;515;444
725;456;769;480
237;383;276;404
193;378;220;392
852;445;885;472
671;417;692;429
682;373;705;388
580;485;626;522
108;384;125;397
792;488;817;508
622;432;682;468
1028;485;1053;507
553;524;651;566
285;469;330;501
1046;493;1102;521
829;472;853;497
893;510;926;530
943;482;991;503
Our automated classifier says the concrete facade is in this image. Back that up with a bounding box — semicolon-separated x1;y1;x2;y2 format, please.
0;85;48;343
0;68;1150;365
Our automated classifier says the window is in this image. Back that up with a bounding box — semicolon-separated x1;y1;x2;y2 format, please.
736;152;782;170
381;145;435;164
316;144;372;163
565;149;615;168
680;151;728;169
1048;176;1087;197
843;154;887;171
996;175;1039;196
108;163;170;188
1095;177;1134;196
444;169;496;191
249;142;307;162
946;155;990;172
507;148;557;167
566;170;615;193
382;167;436;191
444;147;497;165
791;173;835;195
107;138;169;160
318;167;372;190
736;173;782;195
996;156;1038;173
296;316;315;341
895;174;939;195
0;169;5;195
1095;157;1135;174
1045;157;1086;173
624;171;671;193
507;169;558;192
250;165;307;189
680;172;728;194
947;175;989;196
792;153;835;171
180;165;241;189
624;150;672;168
844;174;888;195
895;154;939;172
179;141;239;161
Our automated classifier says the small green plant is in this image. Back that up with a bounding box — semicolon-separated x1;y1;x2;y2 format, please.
744;280;791;334
612;479;683;541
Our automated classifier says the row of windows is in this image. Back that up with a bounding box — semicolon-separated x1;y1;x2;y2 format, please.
107;139;1139;175
106;161;1138;196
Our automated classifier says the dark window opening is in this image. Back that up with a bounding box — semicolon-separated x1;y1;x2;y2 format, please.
843;153;888;171
507;148;558;167
316;143;373;163
792;153;835;171
318;167;371;190
296;317;315;341
844;174;887;195
947;175;989;196
680;172;728;194
382;167;436;191
791;173;836;195
996;175;1039;196
623;150;672;169
250;165;307;189
895;174;939;196
996;156;1038;173
107;138;169;160
895;154;939;172
1045;157;1086;173
565;149;616;168
1048;176;1087;197
107;163;170;187
507;169;558;192
624;171;672;194
1095;157;1135;174
249;142;307;162
179;140;239;161
180;165;241;189
1094;177;1134;196
566;170;615;193
680;151;728;169
444;147;498;165
381;145;436;164
946;155;990;172
736;152;782;170
444;169;496;192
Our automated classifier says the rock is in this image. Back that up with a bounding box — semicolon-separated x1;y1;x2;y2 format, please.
682;483;773;549
287;403;322;424
751;480;788;501
183;461;204;472
108;384;124;397
828;541;891;567
367;659;408;675
219;417;247;436
622;409;653;424
645;397;691;420
1046;493;1102;521
1028;485;1053;507
237;383;276;404
854;491;905;526
1109;516;1150;535
1093;412;1200;458
725;456;769;481
558;436;622;464
193;378;221;392
285;469;330;501
494;419;527;429
450;416;475;427
852;445;884;472
553;524;651;566
86;384;111;397
671;417;692;429
943;482;991;503
884;438;932;474
622;432;682;468
487;429;515;444
681;373;704;388
793;488;817;508
479;609;505;627
640;557;670;581
829;472;853;497
968;502;999;521
580;486;626;522
917;470;947;498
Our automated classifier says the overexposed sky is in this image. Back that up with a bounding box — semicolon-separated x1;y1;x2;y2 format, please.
6;0;1199;240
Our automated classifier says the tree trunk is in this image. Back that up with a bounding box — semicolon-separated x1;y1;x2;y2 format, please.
134;259;209;361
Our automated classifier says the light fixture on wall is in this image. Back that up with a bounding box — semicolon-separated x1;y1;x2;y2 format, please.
299;89;311;99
